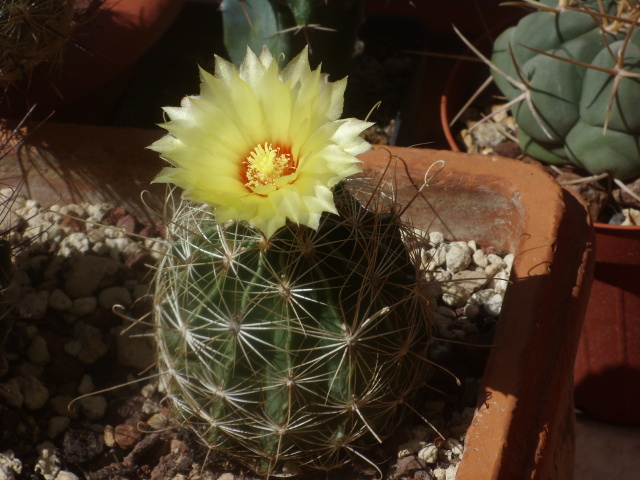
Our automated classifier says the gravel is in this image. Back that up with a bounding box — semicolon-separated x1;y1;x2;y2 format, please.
0;193;511;480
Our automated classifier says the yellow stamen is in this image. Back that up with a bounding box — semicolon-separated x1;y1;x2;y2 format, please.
244;143;295;188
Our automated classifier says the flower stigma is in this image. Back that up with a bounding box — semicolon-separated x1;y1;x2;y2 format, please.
244;143;296;190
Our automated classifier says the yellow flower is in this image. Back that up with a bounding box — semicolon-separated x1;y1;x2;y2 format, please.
149;46;373;238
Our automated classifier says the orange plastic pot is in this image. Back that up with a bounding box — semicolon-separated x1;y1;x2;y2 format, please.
2;123;594;479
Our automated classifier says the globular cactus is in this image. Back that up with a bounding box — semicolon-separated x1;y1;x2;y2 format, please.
0;0;77;87
155;182;433;474
221;0;363;79
490;0;640;179
150;46;434;475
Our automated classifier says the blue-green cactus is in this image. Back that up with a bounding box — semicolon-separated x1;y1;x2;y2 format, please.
490;0;640;179
221;0;363;79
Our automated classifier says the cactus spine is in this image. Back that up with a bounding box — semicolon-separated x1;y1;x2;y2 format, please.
0;0;77;87
155;179;433;474
490;0;640;179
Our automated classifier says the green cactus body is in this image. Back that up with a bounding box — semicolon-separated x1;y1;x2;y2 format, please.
221;0;363;79
491;0;640;179
155;182;433;473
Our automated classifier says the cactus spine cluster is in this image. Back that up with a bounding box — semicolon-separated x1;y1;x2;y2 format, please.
154;179;434;474
0;0;77;87
221;0;363;79
490;0;640;179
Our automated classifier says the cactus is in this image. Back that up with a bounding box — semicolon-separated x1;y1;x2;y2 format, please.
0;0;77;87
220;0;363;79
155;181;433;474
489;0;640;179
151;46;434;474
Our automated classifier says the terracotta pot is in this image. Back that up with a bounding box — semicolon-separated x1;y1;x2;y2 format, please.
1;0;185;123
440;39;640;428
1;123;594;478
574;224;640;426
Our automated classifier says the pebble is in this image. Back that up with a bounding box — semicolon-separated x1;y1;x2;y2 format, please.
146;413;167;431
115;325;155;371
34;441;61;480
0;378;24;408
114;424;143;450
73;323;108;365
55;471;79;480
0;450;22;478
103;425;116;448
445;242;472;273
49;396;78;418
27;335;50;365
62;429;105;464
48;416;71;439
48;289;73;311
98;286;132;310
418;443;439;464
77;375;95;395
17;290;49;319
77;395;108;420
17;375;49;410
69;296;97;317
64;255;121;298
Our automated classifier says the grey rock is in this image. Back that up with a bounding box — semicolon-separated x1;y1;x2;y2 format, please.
98;286;132;310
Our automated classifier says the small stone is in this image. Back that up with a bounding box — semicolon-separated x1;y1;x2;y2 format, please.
116;214;138;234
55;471;79;480
18;375;49;410
216;474;235;480
418;443;439;464
441;284;471;308
463;303;480;319
398;439;425;457
116;325;155;370
59;232;90;257
64;255;121;298
27;335;50;365
146;413;167;431
98;286;132;310
48;289;73;311
74;323;108;364
428;231;445;246
472;248;488;268
103;425;116;448
503;253;514;271
0;450;22;478
490;269;510;295
63;340;82;357
35;441;61;480
62;429;105;464
396;455;428;477
78;395;108;420
140;382;156;399
114;424;143;450
0;378;24;408
77;375;94;395
17;290;50;319
484;293;504;317
48;416;71;439
69;297;97;317
486;253;506;268
50;396;78;418
445;242;472;273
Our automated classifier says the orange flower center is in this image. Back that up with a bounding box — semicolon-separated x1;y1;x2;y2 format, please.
242;143;296;189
